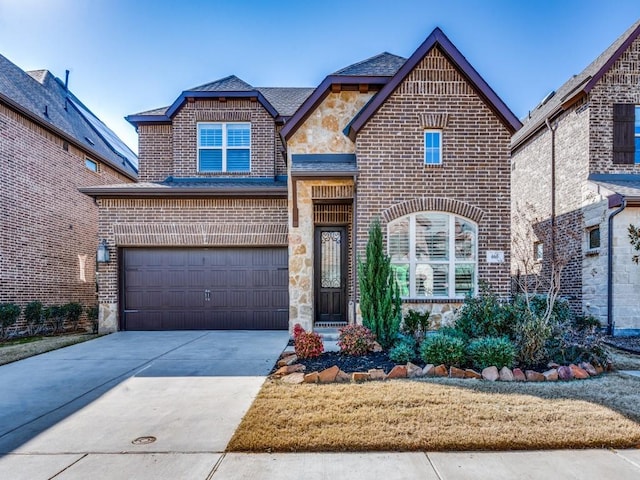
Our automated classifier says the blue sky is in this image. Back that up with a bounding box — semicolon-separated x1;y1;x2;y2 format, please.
1;0;639;153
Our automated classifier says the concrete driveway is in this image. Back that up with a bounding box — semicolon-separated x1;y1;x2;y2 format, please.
0;330;288;479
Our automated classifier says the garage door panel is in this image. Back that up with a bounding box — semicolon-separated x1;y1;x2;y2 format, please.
123;248;288;330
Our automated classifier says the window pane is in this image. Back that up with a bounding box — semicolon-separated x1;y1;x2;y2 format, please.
635;137;640;164
416;213;448;260
388;218;409;260
320;231;342;288
391;264;410;297
226;149;250;171
425;131;441;165
199;149;222;171
455;264;475;297
85;158;98;172
415;263;434;297
227;123;250;147
455;218;476;260
589;227;600;249
199;124;222;147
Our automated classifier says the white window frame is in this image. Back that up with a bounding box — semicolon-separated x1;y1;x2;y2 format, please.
424;129;442;165
534;241;544;262
388;212;477;299
197;122;251;172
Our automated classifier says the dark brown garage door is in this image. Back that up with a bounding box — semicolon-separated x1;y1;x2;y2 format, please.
122;248;288;330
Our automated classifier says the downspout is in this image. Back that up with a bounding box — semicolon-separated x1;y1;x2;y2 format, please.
545;119;557;266
352;175;358;325
607;198;627;336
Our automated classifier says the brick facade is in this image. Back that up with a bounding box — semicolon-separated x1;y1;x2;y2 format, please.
511;33;640;330
357;48;513;310
0;101;133;328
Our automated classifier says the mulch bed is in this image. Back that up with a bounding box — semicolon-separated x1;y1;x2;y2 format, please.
290;351;403;374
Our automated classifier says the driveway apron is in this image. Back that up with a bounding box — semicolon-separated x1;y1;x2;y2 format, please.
0;330;287;479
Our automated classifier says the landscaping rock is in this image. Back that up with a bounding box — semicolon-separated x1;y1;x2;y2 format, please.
368;369;386;381
303;372;319;383
279;350;295;359
482;366;499;381
281;372;304;384
570;364;590;380
543;369;558;381
352;372;370;382
433;364;448;377
464;369;482;379
525;370;545;382
387;365;407;379
580;362;598;376
558;365;574;380
499;367;514;382
406;362;423;378
277;354;298;367
547;361;560;369
423;364;435;376
513;368;527;382
274;364;306;377
371;342;383;353
449;366;466;379
594;362;604;375
335;370;350;383
318;365;340;383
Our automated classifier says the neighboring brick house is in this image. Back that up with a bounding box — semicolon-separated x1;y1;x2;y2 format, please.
0;53;137;325
511;20;640;335
84;28;520;333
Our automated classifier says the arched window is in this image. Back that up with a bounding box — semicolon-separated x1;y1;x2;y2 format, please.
388;212;477;299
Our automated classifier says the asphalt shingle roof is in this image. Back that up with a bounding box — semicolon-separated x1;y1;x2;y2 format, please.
333;52;407;76
588;173;640;198
513;19;640;147
0;53;137;176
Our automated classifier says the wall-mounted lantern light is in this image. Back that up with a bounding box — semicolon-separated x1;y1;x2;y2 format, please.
97;239;110;263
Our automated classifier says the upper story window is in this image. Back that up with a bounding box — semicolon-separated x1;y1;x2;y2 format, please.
587;226;601;251
198;122;250;172
424;130;442;165
612;104;640;165
534;241;544;262
85;158;99;172
388;212;477;299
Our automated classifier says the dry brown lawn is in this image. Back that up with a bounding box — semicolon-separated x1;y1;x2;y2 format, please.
0;334;97;365
228;373;640;452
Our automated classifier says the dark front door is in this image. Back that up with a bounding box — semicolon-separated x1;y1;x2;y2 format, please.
314;227;347;324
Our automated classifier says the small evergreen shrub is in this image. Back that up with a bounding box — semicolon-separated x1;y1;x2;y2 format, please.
294;331;324;359
24;301;45;335
467;336;516;371
420;333;466;367
64;302;83;331
438;326;469;342
454;286;514;340
401;309;431;342
513;310;552;368
0;303;21;339
573;315;601;332
338;325;376;356
44;305;66;334
87;305;99;334
389;342;416;364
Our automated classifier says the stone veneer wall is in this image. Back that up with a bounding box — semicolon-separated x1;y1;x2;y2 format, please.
611;207;640;334
0;101;132;329
95;197;287;332
356;48;512;320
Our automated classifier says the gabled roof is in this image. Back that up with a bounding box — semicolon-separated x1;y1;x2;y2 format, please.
127;75;314;125
346;27;522;140
0;54;137;178
512;19;640;149
333;52;406;76
280;52;405;142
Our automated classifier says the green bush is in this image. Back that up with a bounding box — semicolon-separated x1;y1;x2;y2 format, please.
401;309;430;342
63;302;83;331
338;325;376;356
573;315;601;332
294;331;324;359
87;305;99;333
24;301;45;335
438;326;469;342
513;310;553;368
44;305;66;334
420;333;466;367
467;336;516;371
389;342;416;364
454;286;514;340
0;303;21;339
512;294;572;325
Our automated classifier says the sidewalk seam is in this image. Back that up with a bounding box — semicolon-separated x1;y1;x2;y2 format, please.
206;452;227;479
48;453;87;479
424;452;444;480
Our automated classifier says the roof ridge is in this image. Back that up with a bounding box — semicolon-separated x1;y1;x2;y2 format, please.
187;74;254;92
333;51;406;75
